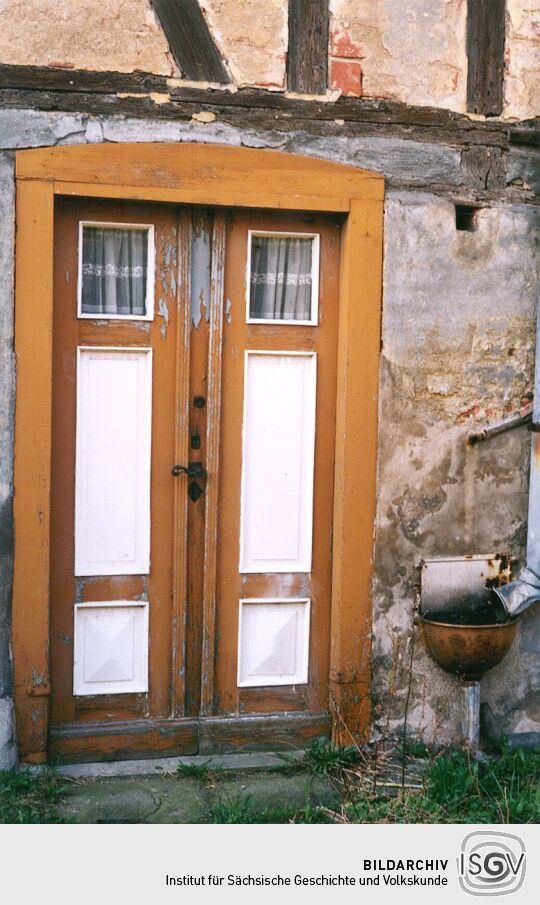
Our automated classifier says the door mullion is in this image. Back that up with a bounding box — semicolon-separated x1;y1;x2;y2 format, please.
170;209;192;717
200;209;226;715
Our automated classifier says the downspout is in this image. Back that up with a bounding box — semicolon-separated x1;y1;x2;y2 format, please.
493;292;540;618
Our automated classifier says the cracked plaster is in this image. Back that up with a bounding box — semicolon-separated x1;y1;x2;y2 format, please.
200;0;288;89
505;1;540;119
329;0;468;111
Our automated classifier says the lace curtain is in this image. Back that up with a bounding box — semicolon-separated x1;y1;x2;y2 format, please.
249;236;313;321
81;227;148;316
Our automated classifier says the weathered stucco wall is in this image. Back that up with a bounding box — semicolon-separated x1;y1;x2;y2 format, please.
329;0;468;108
0;107;538;764
373;193;540;744
505;1;540;120
0;0;176;75
0;151;16;770
200;0;287;88
0;0;289;88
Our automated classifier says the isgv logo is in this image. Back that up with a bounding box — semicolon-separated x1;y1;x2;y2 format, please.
458;831;526;896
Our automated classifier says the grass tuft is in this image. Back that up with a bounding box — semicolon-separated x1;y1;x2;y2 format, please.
302;738;359;776
208;784;333;824
0;768;66;824
209;790;254;824
176;760;213;779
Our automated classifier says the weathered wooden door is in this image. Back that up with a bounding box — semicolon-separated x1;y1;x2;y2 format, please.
213;210;340;725
48;198;339;760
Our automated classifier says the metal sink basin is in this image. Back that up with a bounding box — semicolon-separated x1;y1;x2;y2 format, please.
420;615;518;682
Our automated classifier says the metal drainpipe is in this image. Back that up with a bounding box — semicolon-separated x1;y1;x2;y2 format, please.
463;683;481;752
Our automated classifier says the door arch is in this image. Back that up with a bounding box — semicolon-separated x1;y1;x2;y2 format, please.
13;143;384;762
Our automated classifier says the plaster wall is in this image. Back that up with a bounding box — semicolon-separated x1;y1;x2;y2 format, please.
505;1;540;120
0;109;538;763
0;0;176;76
0;151;16;770
329;0;468;108
374;194;540;743
200;0;288;89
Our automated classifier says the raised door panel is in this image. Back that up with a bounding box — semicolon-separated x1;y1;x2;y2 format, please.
240;352;316;574
74;348;152;576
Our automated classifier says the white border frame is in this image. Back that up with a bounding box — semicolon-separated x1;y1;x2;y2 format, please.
73;599;149;696
239;350;317;573
246;230;320;326
74;346;153;576
237;597;311;687
77;221;155;320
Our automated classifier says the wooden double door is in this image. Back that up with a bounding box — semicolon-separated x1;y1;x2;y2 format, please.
49;197;340;760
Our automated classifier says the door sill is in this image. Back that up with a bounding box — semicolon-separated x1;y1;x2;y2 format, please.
46;712;330;764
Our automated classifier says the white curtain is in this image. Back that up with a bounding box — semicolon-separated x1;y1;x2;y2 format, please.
81;227;147;316
250;236;312;320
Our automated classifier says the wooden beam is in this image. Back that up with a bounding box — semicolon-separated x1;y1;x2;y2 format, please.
151;0;229;83
330;196;383;744
466;0;506;116
48;719;199;763
12;179;55;762
198;712;330;755
47;712;329;762
288;0;329;95
16;144;383;202
0;64;532;152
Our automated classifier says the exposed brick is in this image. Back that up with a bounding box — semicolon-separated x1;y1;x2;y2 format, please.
330;58;362;97
330;27;363;60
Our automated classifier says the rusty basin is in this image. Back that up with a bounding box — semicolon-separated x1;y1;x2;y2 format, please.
420;615;518;682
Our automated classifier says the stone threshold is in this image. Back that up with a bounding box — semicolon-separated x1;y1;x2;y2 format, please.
25;749;305;779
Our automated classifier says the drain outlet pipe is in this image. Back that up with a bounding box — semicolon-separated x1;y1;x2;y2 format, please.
462;683;481;752
493;291;540;619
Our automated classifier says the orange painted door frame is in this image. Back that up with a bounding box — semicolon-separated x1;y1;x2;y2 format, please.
13;144;384;762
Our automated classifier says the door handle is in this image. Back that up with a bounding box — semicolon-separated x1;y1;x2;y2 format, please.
171;462;207;479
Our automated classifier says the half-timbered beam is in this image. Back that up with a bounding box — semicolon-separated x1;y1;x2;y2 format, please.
151;0;229;83
0;64;537;157
287;0;329;95
466;0;506;116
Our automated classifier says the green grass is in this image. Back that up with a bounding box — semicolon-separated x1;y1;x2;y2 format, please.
346;748;540;824
209;790;254;823
301;738;359;776
176;760;214;779
397;738;432;760
0;768;66;824
208;787;332;824
3;745;536;825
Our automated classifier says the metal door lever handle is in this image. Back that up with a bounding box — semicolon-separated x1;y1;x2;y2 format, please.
171;462;207;478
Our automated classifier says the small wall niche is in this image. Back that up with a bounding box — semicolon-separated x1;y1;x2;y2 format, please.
455;204;480;232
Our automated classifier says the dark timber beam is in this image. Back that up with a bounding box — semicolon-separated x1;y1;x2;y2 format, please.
288;0;329;95
151;0;229;83
0;64;537;155
466;0;506;116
